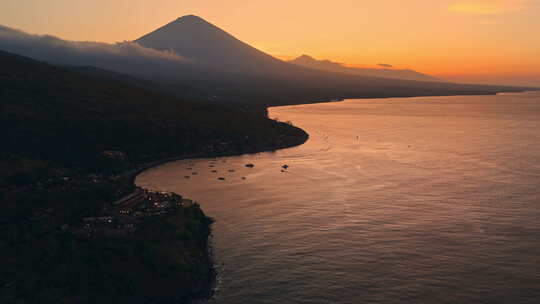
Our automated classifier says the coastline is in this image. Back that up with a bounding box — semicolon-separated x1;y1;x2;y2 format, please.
129;90;537;302
130;125;309;189
134;91;540;304
265;88;539;107
5;90;537;303
128;122;309;303
5;42;538;303
130;122;309;184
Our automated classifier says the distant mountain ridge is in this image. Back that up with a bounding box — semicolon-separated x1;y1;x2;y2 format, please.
290;55;439;82
0;15;534;105
135;16;441;84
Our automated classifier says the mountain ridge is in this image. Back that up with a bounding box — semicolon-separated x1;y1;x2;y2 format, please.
290;54;439;82
1;15;535;106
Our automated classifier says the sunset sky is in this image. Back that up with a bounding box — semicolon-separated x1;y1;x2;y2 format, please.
1;0;539;85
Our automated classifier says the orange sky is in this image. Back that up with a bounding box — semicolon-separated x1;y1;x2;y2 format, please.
1;0;539;85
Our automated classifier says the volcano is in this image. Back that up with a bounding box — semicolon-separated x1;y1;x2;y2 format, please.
136;15;295;76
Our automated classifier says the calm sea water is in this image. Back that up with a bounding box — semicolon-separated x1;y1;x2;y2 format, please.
137;92;540;304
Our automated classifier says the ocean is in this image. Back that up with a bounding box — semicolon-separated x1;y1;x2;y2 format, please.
137;92;540;303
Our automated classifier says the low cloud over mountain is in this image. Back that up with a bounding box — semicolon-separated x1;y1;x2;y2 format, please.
0;16;530;105
0;25;188;76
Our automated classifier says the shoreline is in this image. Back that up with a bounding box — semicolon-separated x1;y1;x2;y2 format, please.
127;123;309;302
130;124;309;185
264;88;539;107
130;89;540;183
7;42;537;303
131;90;536;184
128;90;538;302
143;90;540;304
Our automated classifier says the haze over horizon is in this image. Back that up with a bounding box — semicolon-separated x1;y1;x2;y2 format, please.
1;0;539;86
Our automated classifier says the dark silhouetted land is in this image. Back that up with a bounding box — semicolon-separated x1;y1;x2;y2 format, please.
0;50;307;303
0;15;539;303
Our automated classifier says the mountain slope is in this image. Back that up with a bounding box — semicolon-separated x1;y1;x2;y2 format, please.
0;49;306;165
290;55;439;82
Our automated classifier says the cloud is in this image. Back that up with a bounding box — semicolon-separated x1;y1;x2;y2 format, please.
0;25;189;77
449;0;533;15
378;63;394;68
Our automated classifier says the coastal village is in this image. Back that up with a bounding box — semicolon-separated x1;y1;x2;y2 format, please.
21;153;292;240
73;188;195;238
72;156;293;237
